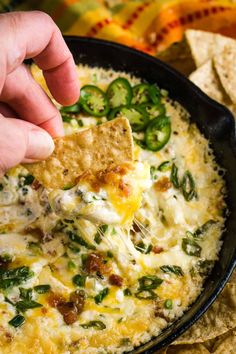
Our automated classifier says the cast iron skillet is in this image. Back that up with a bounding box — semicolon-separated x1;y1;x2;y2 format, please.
65;36;236;353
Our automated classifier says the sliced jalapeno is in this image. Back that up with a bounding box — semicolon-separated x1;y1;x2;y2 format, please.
106;78;132;109
140;102;166;120
80;85;109;117
132;83;150;105
149;84;161;104
60;103;80;114
181;171;197;201
108;105;149;132
145;116;171;151
135;289;157;300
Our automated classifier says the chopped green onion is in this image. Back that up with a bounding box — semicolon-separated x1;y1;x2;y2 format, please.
181;171;197;201
193;220;216;238
164;299;173;309
19;287;33;301
94;288;109;304
135;289;157;300
160;265;184;276
81;320;106;330
123;288;132;296
138;275;163;290
182;238;201;257
170;163;180;188
34;285;51;294
68;260;76;270
158;160;171;172
9;314;25;328
73;274;86;287
16;300;42;312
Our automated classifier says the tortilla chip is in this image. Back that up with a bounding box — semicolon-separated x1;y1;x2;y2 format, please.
30;63;52;98
185;30;236;68
155;348;168;354
156;38;195;76
167;344;209;354
212;328;236;353
214;43;236;104
189;60;232;105
25;117;134;189
174;283;236;345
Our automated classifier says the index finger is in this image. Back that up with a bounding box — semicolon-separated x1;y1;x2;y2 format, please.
0;11;80;105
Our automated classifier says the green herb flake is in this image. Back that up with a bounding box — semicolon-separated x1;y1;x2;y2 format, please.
27;242;42;255
120;338;131;346
107;251;113;258
160;265;184;276
68;260;76;271
9;314;25;328
0;183;3;191
73;274;86;287
22;174;34;186
34;284;51;294
94;288;109;304
123;288;132;296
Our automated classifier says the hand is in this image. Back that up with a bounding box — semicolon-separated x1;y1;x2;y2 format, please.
0;11;80;176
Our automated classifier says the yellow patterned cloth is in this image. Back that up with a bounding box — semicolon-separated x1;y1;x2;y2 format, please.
1;0;236;54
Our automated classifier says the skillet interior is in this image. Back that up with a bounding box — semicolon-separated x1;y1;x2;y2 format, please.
64;36;236;353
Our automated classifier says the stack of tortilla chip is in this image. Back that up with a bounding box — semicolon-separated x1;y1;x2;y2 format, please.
156;29;236;353
156;275;236;353
157;29;236;117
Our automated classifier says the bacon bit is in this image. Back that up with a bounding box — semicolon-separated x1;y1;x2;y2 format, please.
4;332;13;343
109;274;123;287
76;163;133;193
155;177;172;192
70;290;85;314
41;307;48;315
119;180;131;197
47;293;66;308
31;179;42;190
85;252;112;276
85;253;103;273
57;301;78;325
48;291;85;325
152;246;164;254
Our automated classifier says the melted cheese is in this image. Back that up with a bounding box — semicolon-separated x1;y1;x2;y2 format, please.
0;65;226;354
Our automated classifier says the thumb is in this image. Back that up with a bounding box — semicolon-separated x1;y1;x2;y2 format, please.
0;115;54;176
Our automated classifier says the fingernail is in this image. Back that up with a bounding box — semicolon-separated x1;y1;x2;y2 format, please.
27;129;55;160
